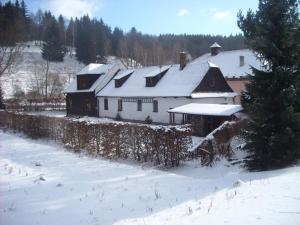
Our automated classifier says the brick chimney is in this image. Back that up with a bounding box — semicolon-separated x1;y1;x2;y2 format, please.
210;42;221;56
239;55;245;66
179;52;187;70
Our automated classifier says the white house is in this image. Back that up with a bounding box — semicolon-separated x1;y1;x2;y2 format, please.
96;52;241;135
65;43;256;136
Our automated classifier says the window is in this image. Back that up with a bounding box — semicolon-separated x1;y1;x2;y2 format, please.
146;77;155;87
153;100;158;112
137;99;142;111
118;99;122;111
209;77;215;87
79;78;88;89
104;98;108;110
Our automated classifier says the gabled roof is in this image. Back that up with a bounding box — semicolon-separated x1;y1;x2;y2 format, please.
77;63;113;75
97;61;220;97
168;103;243;116
65;73;107;93
65;63;124;93
192;49;264;78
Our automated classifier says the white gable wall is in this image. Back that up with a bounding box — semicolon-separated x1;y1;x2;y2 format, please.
98;97;234;124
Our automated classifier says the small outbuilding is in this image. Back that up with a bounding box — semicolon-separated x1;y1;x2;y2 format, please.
168;103;243;136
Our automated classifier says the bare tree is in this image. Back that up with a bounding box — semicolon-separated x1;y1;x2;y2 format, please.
48;73;65;98
0;45;22;78
28;62;64;100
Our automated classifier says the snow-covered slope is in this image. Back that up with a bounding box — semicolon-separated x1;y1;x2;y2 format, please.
1;42;85;99
0;131;299;225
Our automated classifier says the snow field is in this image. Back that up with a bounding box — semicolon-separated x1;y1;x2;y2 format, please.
0;130;299;225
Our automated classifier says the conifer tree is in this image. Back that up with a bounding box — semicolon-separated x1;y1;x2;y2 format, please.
75;15;96;64
42;13;64;62
58;15;66;52
238;0;300;170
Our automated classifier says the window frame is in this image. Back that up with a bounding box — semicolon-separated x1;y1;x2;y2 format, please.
104;98;108;110
137;99;142;111
153;100;158;112
118;99;122;111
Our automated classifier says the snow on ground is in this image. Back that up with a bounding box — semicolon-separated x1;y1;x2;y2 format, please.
1;42;85;99
24;110;67;118
0;130;300;225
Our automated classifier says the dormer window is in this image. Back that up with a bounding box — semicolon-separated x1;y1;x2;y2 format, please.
146;77;155;87
79;78;88;89
145;66;170;87
114;70;134;88
77;73;102;90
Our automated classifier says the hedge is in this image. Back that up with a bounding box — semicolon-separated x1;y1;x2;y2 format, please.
0;111;192;167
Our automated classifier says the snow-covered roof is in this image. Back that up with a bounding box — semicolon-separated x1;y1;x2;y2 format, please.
144;65;171;78
97;61;216;97
168;103;243;116
77;63;113;75
192;49;263;78
210;42;221;48
65;74;108;93
65;63;122;93
191;92;238;99
114;70;134;80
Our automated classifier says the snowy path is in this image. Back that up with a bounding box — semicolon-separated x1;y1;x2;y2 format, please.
0;131;299;225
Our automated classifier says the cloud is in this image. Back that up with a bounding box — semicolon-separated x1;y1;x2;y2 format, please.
212;11;231;21
177;9;190;17
45;0;101;18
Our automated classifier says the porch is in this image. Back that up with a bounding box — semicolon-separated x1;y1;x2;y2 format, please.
168;103;243;136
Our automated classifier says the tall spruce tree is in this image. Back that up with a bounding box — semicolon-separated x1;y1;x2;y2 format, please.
75;15;96;64
238;0;300;170
42;14;64;62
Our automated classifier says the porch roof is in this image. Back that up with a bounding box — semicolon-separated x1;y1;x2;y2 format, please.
191;92;238;98
168;103;243;116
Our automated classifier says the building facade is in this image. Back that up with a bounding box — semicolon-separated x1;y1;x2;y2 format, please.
194;43;263;103
97;58;237;127
65;63;124;117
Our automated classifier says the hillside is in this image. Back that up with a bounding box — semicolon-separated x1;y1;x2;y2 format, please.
1;42;85;99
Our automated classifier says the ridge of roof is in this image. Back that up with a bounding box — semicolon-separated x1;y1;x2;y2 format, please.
210;42;221;48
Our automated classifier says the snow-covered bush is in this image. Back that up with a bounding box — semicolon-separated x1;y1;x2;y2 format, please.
192;120;247;166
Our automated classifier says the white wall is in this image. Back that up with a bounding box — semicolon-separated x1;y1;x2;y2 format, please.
98;96;234;124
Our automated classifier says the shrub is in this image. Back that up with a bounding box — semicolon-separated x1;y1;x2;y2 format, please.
145;116;152;124
0;111;192;167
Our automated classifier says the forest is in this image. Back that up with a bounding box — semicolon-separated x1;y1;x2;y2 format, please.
0;0;246;66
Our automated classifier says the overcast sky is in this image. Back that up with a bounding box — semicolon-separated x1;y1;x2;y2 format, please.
2;0;259;35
